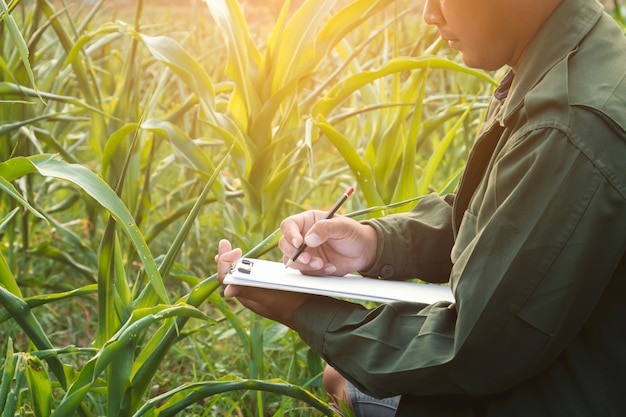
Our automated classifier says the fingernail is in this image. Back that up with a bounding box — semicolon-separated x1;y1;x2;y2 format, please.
310;259;322;269
324;265;337;274
305;233;321;246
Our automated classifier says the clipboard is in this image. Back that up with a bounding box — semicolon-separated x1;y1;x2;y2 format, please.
224;258;454;304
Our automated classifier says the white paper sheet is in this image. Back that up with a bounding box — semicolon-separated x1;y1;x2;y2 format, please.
224;258;454;304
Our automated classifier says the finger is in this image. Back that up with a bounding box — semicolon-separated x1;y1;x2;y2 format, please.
298;260;335;276
303;231;324;248
306;216;353;246
223;283;241;298
215;241;242;283
280;216;306;249
278;235;303;259
218;239;233;255
280;210;328;247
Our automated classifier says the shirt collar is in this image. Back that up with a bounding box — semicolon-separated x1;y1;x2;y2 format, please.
493;69;514;102
500;0;604;124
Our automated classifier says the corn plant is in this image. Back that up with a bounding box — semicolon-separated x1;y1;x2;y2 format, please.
201;0;497;227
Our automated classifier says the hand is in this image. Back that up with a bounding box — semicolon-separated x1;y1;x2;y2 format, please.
279;210;378;276
214;239;312;329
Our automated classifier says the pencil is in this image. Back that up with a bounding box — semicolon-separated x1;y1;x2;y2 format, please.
285;186;355;269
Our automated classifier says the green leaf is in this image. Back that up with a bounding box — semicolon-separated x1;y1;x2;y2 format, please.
0;208;18;235
141;119;215;176
0;340;16;416
312;56;495;117
139;33;219;125
145;377;339;417
206;0;262;125
0;176;42;221
51;304;212;417
0;284;98;324
417;99;476;195
265;0;336;92
0;281;66;388
0;155;169;304
0;82;106;116
0;0;39;96
315;116;384;207
25;354;53;417
0;247;22;297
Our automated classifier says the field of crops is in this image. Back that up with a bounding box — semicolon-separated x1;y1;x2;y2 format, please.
1;0;623;416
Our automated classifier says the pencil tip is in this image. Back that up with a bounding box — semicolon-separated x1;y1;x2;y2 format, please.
285;260;292;269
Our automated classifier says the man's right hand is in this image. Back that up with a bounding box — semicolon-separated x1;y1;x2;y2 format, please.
278;210;378;276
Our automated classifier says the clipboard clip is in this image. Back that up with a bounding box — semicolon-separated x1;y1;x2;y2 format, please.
229;258;254;275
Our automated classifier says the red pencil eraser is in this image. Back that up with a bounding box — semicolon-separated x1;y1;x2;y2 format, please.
346;187;355;196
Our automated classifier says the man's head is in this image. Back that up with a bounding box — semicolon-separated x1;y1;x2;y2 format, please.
423;0;564;72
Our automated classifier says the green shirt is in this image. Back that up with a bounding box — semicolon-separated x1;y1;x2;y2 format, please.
294;0;626;415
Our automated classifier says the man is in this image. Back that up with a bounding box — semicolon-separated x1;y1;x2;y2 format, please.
216;0;626;415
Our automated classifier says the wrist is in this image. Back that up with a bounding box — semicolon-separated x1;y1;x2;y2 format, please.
359;223;379;272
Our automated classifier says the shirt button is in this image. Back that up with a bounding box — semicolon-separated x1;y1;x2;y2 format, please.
380;265;394;278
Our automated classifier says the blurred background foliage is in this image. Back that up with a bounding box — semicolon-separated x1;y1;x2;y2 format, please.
0;0;623;415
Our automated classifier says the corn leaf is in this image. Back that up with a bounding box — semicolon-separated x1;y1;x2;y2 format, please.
266;0;336;92
390;71;428;203
0;82;105;115
0;246;22;297
0;208;18;235
0;284;98;324
139;33;219;126
141;119;215;177
0;283;67;388
134;377;338;417
312;56;495;117
315;116;384;207
25;354;53;417
0;155;169;304
0;0;39;95
418;99;476;195
315;0;395;59
205;0;261;126
51;304;211;417
0;340;16;416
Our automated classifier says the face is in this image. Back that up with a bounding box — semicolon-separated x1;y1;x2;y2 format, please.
423;0;542;71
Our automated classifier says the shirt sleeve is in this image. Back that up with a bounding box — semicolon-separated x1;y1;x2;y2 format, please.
360;193;455;283
294;123;626;399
